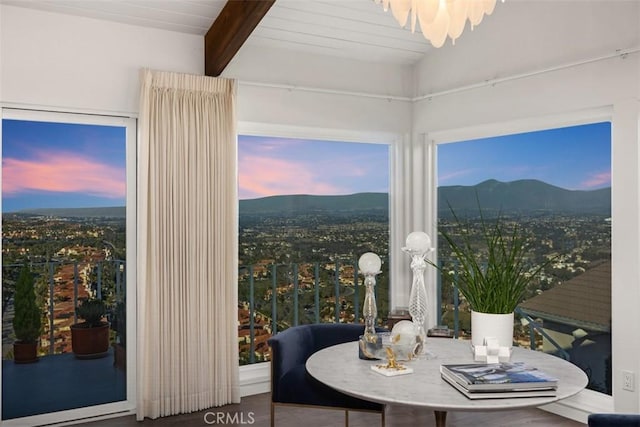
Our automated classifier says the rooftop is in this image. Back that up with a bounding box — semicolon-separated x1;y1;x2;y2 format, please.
519;260;611;333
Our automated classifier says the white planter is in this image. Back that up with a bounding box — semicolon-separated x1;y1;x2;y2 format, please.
471;310;514;349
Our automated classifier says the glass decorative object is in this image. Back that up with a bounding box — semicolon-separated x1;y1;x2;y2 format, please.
402;231;434;356
358;252;382;344
359;330;418;362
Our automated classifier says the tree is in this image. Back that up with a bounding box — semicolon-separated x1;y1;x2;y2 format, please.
13;264;41;343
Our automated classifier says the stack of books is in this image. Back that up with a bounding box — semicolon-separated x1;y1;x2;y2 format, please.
440;362;558;399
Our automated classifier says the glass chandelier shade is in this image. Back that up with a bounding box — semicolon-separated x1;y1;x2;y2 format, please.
375;0;502;48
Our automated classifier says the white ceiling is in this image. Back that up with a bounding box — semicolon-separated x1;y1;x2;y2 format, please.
1;0;432;64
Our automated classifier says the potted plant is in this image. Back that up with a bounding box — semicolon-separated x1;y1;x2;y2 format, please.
70;297;110;359
432;204;552;349
12;263;41;363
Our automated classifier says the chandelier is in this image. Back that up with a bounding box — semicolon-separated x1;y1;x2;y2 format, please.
375;0;503;48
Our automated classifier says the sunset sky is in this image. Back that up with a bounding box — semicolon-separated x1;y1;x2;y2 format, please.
238;135;389;200
1;120;610;211
2;119;126;212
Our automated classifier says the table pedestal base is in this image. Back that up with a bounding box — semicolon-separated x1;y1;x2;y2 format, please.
434;410;447;427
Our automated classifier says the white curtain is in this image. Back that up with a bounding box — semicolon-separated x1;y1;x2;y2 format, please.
136;69;240;420
390;133;439;328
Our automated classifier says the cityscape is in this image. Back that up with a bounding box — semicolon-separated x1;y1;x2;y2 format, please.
1;120;612;397
236;189;611;366
238;205;390;364
1;187;610;369
1;211;125;358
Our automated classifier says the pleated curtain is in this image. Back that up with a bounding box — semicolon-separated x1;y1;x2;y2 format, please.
136;69;240;420
391;134;439;327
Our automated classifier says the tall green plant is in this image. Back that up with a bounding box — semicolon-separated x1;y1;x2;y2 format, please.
12;264;41;343
434;204;551;314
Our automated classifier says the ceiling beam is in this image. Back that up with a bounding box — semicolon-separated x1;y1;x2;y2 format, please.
205;0;275;77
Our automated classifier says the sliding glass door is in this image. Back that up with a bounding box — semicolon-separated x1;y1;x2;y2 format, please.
1;109;136;425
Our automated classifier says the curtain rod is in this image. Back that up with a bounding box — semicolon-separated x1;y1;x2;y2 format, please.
239;47;639;103
237;80;412;102
414;46;640;102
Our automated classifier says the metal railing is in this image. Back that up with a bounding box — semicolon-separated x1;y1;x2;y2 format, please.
238;259;382;364
238;259;571;365
2;260;126;356
2;258;568;361
514;307;570;360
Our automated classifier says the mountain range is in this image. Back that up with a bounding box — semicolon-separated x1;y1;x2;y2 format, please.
240;192;388;215
9;179;611;218
437;179;611;216
239;179;610;216
10;206;126;218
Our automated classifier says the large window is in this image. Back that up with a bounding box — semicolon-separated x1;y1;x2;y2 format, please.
237;134;390;365
1;109;136;424
436;122;612;395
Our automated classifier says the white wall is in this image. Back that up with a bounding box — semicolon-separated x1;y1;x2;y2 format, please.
235;82;412;135
226;44;414;98
413;0;640;416
0;5;411;134
226;44;413;134
0;5;203;115
415;0;639;99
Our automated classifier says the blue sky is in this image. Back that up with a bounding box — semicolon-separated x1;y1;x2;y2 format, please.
238;135;390;200
2;119;126;212
438;122;611;190
2;120;611;210
239;122;610;200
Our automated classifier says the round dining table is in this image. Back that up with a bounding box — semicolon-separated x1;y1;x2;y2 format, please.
306;338;588;427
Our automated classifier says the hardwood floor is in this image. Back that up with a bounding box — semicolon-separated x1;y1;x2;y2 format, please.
80;392;586;427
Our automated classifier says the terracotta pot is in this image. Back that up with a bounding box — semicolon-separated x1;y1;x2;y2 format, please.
471;310;514;349
70;322;110;359
13;341;38;364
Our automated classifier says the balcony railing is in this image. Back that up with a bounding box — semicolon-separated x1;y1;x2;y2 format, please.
237;259;566;366
237;259;388;364
2;260;126;358
2;258;565;364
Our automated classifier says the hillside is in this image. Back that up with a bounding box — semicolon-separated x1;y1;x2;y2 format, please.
14;206;126;218
240;193;388;215
10;180;610;218
438;179;611;216
240;180;610;216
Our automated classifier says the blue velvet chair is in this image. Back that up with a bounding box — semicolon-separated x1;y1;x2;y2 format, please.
588;413;640;426
268;323;385;427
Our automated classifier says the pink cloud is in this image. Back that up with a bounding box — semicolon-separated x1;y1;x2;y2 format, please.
438;169;475;184
3;151;125;198
581;171;611;189
239;155;341;199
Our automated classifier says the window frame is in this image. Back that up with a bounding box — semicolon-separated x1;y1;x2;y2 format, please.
236;121;401;390
426;107;615;417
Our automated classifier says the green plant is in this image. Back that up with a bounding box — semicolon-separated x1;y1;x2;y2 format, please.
13;263;41;343
76;298;107;327
433;203;552;314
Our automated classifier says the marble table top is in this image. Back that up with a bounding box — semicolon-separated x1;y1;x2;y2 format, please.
306;338;588;411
